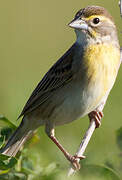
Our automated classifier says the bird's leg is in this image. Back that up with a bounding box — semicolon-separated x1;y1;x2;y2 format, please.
45;123;85;170
88;110;104;128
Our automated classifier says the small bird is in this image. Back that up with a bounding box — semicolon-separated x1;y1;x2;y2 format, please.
1;6;121;169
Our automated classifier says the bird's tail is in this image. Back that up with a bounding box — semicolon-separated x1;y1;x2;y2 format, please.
0;118;33;157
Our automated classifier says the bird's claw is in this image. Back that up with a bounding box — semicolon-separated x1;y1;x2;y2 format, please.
88;111;104;128
67;154;86;170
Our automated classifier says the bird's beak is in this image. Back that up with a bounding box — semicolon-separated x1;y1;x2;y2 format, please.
68;19;88;31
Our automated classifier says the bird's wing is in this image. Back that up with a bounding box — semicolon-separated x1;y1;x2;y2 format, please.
120;47;122;63
18;43;76;118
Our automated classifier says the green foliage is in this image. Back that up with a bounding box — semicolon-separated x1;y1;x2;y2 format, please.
0;154;17;170
0;115;16;130
0;115;16;149
0;115;122;179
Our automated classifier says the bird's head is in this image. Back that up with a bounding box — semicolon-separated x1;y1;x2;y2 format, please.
68;6;119;46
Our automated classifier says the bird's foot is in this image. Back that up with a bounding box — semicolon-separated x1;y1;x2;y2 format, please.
67;154;86;170
88;110;104;128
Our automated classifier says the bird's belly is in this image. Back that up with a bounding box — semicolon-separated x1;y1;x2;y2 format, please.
50;81;102;126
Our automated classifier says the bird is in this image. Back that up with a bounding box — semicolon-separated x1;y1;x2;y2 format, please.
1;5;121;169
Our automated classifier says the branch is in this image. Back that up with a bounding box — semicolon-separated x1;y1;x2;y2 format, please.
67;120;96;177
67;104;104;177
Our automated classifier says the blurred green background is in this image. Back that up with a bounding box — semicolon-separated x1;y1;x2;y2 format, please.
0;0;122;179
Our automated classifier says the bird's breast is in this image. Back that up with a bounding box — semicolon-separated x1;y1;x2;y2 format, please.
80;43;120;111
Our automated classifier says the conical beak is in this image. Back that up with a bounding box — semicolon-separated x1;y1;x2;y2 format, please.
68;18;88;31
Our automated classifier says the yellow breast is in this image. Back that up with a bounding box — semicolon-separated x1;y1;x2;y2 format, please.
83;43;120;106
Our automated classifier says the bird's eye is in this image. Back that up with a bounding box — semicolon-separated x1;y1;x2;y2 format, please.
93;18;100;24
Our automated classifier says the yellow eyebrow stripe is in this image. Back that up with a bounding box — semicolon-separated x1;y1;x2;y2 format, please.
84;15;114;25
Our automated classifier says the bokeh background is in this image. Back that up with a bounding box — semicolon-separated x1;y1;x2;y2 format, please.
0;0;122;179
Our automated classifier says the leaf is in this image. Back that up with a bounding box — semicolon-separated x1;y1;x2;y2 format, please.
0;135;5;149
0;154;10;161
0;169;9;175
0;155;17;170
0;127;14;150
0;115;16;130
0;116;17;144
116;127;122;151
1;127;14;141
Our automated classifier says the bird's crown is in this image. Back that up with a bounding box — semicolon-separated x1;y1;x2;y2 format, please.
75;6;114;22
